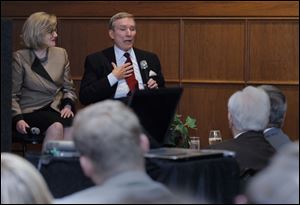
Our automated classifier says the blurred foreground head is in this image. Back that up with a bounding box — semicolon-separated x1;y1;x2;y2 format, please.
1;153;53;204
72;100;146;180
246;141;299;204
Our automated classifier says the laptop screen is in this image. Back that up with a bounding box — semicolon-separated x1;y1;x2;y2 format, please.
128;87;183;148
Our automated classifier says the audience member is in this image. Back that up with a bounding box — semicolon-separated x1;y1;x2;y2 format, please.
55;100;175;203
243;141;299;204
209;86;276;174
12;12;77;147
258;85;291;150
79;12;165;105
1;153;53;204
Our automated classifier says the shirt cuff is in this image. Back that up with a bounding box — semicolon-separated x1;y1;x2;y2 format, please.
108;72;118;86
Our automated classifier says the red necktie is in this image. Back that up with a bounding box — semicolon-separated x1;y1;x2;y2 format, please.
124;52;138;92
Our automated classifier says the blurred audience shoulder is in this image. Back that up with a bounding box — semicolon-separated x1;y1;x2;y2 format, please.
244;141;299;204
1;152;53;204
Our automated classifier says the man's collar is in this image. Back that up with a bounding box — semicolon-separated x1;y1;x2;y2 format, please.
234;131;247;139
114;45;133;61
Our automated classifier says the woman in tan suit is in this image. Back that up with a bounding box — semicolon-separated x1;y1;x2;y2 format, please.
12;12;77;147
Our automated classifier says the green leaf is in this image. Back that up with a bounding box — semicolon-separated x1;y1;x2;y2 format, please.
173;114;182;125
185;116;197;129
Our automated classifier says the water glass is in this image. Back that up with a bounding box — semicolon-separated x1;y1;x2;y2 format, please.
208;130;222;145
189;136;200;150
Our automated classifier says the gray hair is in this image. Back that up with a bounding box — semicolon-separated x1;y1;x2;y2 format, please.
228;86;270;132
1;153;53;204
72;100;144;177
108;12;134;30
21;11;57;49
246;141;299;204
258;85;287;128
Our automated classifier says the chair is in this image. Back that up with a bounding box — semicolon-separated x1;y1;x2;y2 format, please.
12;130;44;156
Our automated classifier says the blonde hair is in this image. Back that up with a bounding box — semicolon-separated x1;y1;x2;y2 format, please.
21;11;57;49
1;153;53;204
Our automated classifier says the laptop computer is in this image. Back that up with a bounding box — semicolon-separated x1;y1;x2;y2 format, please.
128;87;233;160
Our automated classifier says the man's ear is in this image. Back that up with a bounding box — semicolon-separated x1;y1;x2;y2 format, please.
139;133;150;153
108;30;114;40
79;155;94;178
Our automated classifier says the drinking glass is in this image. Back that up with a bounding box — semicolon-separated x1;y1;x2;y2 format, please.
189;136;200;150
208;130;222;145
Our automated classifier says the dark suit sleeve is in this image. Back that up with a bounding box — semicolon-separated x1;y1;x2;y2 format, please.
150;53;165;88
79;54;117;105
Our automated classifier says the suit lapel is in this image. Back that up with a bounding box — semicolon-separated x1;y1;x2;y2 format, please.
134;48;148;84
31;57;55;84
102;47;116;71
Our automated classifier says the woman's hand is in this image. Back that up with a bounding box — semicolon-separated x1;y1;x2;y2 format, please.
16;120;30;134
61;105;74;118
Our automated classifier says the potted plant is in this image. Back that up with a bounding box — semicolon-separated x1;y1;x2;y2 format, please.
167;114;197;148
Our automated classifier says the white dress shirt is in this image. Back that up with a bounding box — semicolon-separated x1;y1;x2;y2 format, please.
108;45;144;98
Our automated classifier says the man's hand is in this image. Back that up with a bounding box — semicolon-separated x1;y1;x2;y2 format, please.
111;62;134;80
147;78;158;89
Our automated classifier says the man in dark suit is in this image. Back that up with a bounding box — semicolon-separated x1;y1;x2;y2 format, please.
209;86;276;175
79;12;165;105
258;85;291;151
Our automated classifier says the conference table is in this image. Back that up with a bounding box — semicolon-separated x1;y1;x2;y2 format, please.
27;151;240;203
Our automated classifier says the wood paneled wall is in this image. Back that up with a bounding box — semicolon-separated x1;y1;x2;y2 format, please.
2;1;299;146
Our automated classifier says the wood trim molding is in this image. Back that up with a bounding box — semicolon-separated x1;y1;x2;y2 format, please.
247;81;299;85
181;80;245;84
2;1;299;17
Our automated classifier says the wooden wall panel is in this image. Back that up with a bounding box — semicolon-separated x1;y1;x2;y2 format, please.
179;85;244;147
249;20;299;83
277;86;299;141
59;19;111;78
73;80;84;110
135;20;180;81
183;20;245;81
11;19;25;51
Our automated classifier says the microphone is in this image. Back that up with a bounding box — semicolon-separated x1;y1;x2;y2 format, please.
26;127;41;135
140;60;149;89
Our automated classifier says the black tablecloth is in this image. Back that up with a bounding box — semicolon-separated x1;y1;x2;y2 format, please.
27;154;239;203
146;156;240;203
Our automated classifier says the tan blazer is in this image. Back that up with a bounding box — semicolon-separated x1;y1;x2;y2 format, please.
12;47;77;121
